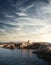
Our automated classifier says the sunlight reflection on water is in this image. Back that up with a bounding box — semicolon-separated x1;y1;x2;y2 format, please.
0;48;51;65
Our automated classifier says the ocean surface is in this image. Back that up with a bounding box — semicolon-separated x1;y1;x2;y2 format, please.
0;48;51;65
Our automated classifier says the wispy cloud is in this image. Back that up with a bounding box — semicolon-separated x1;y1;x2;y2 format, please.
0;0;51;42
16;12;27;16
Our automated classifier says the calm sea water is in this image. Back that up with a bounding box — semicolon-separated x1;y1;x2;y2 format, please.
0;48;51;65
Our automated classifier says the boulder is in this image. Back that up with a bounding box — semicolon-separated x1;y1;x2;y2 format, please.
32;46;51;60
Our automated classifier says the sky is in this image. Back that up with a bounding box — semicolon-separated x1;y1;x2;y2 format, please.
0;0;51;42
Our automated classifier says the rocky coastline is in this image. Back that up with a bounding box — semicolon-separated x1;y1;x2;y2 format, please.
0;41;51;60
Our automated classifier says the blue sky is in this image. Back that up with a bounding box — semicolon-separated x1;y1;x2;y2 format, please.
0;0;51;42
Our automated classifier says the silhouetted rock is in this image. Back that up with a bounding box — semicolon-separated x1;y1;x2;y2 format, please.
32;46;51;60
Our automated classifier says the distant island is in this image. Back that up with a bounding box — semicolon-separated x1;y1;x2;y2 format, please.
0;40;51;60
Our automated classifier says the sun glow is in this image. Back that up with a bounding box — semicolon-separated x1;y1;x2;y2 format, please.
43;34;51;43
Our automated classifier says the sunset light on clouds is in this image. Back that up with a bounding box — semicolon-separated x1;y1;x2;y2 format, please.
0;0;51;42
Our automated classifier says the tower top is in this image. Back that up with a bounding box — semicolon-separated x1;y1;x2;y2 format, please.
27;40;30;43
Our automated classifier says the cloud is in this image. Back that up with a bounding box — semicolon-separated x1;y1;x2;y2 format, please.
16;12;27;16
0;0;51;41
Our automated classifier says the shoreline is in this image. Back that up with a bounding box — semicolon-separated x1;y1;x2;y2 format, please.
0;42;51;60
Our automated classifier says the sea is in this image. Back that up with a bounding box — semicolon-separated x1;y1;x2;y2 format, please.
0;48;51;65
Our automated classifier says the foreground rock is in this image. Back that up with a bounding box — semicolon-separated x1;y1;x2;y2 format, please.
32;46;51;60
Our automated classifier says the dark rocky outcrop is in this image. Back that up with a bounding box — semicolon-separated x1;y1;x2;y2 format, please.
32;45;51;60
